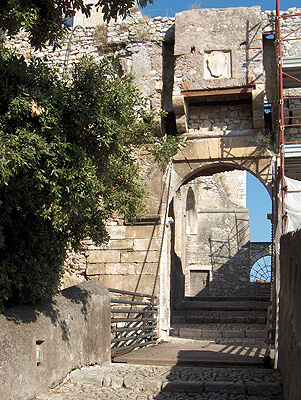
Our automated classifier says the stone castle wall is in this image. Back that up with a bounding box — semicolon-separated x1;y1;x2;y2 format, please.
7;6;299;333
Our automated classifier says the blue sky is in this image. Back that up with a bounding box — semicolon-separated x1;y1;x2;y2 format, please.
246;173;271;242
141;0;297;16
141;0;282;242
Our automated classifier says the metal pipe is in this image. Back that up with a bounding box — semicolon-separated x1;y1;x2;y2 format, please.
276;0;286;234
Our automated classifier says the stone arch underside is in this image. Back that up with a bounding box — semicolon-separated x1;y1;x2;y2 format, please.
144;135;275;216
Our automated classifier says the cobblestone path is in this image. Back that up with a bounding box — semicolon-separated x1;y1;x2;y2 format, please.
36;362;283;400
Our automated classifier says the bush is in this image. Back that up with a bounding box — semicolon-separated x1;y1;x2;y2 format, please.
0;48;173;311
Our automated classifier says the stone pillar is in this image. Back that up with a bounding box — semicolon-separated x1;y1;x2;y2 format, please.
172;94;188;133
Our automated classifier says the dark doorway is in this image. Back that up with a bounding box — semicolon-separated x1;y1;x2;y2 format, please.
190;270;210;296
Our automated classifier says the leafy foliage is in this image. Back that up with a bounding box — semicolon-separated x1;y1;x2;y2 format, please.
0;0;154;49
0;47;178;311
96;0;153;22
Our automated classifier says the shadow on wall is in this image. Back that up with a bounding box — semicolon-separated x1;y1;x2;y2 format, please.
170;200;185;308
0;281;111;400
170;211;271;302
204;240;271;298
4;285;93;342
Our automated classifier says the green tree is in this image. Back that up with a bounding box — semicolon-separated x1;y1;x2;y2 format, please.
0;0;154;49
0;47;178;311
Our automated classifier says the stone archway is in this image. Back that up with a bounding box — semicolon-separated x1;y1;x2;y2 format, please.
140;138;276;333
84;137;276;336
144;134;276;218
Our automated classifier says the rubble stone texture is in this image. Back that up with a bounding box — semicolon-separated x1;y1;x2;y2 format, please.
35;362;283;400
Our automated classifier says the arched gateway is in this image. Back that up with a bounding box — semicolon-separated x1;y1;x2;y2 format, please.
79;6;279;337
84;137;275;336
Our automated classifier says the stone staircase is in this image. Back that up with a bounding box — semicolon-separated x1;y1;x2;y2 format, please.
41;362;282;400
170;296;271;341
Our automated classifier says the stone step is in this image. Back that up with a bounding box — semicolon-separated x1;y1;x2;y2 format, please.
172;310;267;324
170;323;267;340
174;299;271;312
68;363;282;398
183;296;270;301
161;380;282;397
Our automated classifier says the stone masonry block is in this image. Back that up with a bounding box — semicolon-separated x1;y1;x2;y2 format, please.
162;381;204;393
121;250;159;263
176;115;188;133
133;262;158;275
223;330;245;338
247;382;282;396
252;87;264;111
124;225;162;239
125;274;159;296
253;116;264;130
100;274;125;290
102;375;111;387
139;379;162;393
256;316;267;324
221;136;259;158
107;226;126;239
202;330;223;339
106;263;135;275
205;381;245;394
86;263;106;275
172;162;197;182
133;238;161;251
70;369;103;386
235;316;246;323
204;317;215;323
172;95;186;115
186;316;204;324
206;137;222;160
179;328;202;338
110;375;124;389
123;375;138;389
106;239;133;250
86;250;121;263
246;330;267;339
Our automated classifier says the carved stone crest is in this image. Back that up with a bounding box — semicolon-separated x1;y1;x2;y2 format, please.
204;51;231;79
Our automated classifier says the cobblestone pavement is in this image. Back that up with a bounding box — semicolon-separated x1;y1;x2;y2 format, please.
36;363;283;400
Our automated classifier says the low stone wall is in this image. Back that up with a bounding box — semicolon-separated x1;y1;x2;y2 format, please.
279;230;301;400
0;281;111;400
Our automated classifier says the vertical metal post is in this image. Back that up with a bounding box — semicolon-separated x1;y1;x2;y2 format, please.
276;0;286;234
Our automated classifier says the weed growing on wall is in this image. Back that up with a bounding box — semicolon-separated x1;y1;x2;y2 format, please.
93;24;110;54
257;131;272;152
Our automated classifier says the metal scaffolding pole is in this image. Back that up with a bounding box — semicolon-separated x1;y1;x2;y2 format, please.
276;0;301;234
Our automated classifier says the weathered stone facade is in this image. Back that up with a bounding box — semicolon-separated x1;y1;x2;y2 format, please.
172;7;264;134
170;171;271;305
7;6;301;335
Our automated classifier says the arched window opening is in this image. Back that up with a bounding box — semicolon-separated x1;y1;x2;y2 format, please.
186;187;197;234
250;256;272;283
